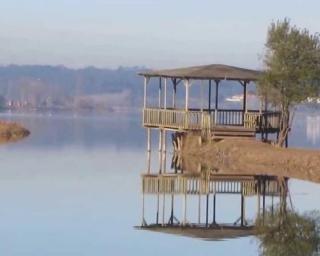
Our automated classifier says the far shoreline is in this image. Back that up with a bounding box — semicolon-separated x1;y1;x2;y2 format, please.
0;121;30;144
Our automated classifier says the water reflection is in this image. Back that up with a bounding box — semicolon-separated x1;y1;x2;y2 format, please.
139;156;289;241
256;207;320;256
306;115;320;145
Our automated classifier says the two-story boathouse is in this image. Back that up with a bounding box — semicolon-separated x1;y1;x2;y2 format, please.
137;64;288;233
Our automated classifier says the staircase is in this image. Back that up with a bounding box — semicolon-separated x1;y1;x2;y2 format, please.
211;126;256;139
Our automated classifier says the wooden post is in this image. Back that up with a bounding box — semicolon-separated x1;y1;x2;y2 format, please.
142;184;145;226
158;77;162;108
208;80;212;111
205;194;209;228
262;178;266;222
158;129;163;174
164;78;167;109
243;81;247;113
212;193;216;225
257;192;261;218
162;192;166;226
185;79;189;111
162;130;166;173
173;79;177;108
147;128;151;174
170;191;174;225
200;80;204;111
143;76;147;108
241;194;245;226
242;81;247;125
198;193;201;224
215;80;219;124
182;192;187;226
156;179;160;225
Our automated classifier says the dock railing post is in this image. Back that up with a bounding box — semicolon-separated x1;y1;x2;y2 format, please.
147;128;151;174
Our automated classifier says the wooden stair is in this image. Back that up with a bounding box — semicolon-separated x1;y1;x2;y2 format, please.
211;126;256;139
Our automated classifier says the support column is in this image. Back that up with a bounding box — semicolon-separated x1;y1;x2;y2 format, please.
156;189;160;225
200;80;204;111
184;80;190;111
143;77;147;108
147;128;151;173
142;190;146;226
158;129;163;174
170;189;174;225
215;80;220;124
241;194;245;226
243;81;247;113
182;192;187;226
162;130;166;173
158;77;162;108
208;80;212;111
212;193;216;225
262;178;266;223
198;193;201;224
242;81;247;125
162;192;166;226
164;78;167;109
172;79;177;108
205;194;209;228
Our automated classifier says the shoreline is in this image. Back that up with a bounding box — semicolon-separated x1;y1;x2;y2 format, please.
0;121;30;144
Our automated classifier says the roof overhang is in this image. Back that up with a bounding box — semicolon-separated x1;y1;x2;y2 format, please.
138;64;262;82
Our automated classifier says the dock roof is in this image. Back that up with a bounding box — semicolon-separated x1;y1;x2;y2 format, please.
139;64;261;82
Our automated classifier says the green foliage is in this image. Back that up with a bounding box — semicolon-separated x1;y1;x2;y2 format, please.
259;18;320;146
260;18;320;108
255;207;320;256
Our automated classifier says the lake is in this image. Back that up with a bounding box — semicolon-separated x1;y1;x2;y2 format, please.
0;110;319;256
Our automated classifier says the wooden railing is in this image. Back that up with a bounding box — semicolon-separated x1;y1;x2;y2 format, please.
142;174;283;197
244;111;281;130
143;108;281;132
215;109;243;126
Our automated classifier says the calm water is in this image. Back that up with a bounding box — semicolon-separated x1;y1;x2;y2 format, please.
0;110;319;256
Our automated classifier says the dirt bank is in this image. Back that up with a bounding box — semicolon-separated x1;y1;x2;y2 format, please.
181;135;320;184
0;121;30;144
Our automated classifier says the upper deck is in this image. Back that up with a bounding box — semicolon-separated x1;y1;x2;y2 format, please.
139;64;281;137
143;107;281;133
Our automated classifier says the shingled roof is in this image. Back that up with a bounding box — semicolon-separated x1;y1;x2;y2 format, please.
139;64;261;81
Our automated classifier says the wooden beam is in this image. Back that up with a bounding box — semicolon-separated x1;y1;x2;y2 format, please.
208;80;212;111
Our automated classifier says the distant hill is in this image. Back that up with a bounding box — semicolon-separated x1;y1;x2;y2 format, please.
0;65;145;112
0;65;256;112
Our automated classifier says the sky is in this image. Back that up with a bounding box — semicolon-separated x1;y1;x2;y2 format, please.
0;0;319;69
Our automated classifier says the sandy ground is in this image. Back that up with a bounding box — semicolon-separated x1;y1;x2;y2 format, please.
181;135;320;184
0;121;30;144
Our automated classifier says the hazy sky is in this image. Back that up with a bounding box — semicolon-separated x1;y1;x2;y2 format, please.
0;0;319;69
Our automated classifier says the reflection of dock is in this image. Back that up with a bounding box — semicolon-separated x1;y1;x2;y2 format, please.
142;173;284;196
137;225;255;241
141;173;288;231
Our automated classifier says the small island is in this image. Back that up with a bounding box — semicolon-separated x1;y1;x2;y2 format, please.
0;121;30;144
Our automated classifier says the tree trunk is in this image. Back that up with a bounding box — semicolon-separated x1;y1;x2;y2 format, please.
277;107;290;147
